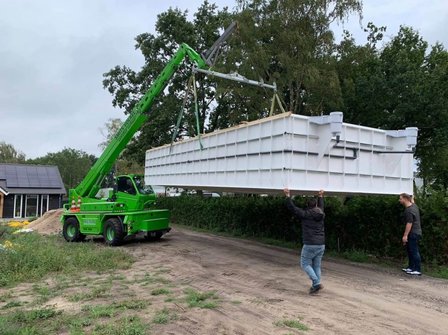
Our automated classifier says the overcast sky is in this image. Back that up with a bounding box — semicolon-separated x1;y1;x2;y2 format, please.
0;0;447;160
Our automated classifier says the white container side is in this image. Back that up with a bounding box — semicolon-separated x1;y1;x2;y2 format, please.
145;112;417;195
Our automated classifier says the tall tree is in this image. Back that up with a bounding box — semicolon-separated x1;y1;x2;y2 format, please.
208;0;363;131
0;141;26;163
98;118;123;150
103;1;231;164
336;26;448;190
335;23;386;125
28;148;96;190
416;43;448;189
98;118;144;175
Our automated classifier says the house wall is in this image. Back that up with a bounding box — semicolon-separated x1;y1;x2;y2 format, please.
0;193;4;218
3;195;14;218
1;194;63;219
49;195;62;212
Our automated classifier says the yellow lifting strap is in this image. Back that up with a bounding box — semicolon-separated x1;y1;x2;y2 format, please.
269;92;286;116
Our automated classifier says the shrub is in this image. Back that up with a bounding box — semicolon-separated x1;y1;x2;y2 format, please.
156;192;448;265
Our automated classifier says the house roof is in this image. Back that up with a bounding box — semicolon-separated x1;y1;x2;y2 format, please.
0;180;8;195
0;163;66;195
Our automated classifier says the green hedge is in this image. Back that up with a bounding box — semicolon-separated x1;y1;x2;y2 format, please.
156;193;448;265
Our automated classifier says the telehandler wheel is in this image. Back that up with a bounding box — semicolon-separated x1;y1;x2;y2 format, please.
103;218;124;246
144;231;163;241
63;217;86;242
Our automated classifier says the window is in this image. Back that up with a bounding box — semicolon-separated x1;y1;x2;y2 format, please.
14;195;23;218
25;195;38;217
133;175;154;195
40;195;49;216
117;176;136;195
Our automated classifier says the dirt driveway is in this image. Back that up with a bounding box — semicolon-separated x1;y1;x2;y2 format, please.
124;226;448;335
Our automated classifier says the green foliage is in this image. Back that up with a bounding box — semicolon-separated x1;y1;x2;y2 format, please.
0;141;26;163
151;288;170;296
113;300;149;310
159;195;295;240
103;2;231;164
2;301;23;309
0;308;149;335
156;193;448;265
416;190;448;264
220;0;362;118
0;291;13;302
0;307;62;335
337;26;448;190
427;265;448;279
82;305;117;318
27;148;96;190
274;319;309;331
100;0;447;192
103;0;363;163
341;249;371;263
184;288;219;309
327;195;404;257
92;316;147;335
152;308;177;325
99;118;123;150
0;232;133;287
68;287;110;302
139;272;171;286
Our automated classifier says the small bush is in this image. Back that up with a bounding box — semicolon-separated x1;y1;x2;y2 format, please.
151;288;170;296
157;193;448;266
184;288;219;309
342;250;371;263
274;319;309;331
152;308;176;324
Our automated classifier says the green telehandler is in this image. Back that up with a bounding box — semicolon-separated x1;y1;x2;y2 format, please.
61;21;238;245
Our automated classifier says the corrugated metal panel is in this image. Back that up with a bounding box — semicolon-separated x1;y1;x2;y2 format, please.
145;112;417;195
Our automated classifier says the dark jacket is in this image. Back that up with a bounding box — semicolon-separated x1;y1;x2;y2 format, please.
285;197;325;245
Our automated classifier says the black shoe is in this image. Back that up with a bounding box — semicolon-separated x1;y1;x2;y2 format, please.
309;284;323;294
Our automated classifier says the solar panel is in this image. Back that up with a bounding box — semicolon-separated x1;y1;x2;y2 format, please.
0;164;65;190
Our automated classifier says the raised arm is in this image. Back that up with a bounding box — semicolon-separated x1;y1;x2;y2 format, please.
317;190;324;211
284;188;306;218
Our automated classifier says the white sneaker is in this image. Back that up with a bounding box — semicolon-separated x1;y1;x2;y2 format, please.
406;271;422;276
401;268;412;273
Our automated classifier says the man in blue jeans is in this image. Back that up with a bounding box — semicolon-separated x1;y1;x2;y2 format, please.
399;193;422;276
284;188;325;294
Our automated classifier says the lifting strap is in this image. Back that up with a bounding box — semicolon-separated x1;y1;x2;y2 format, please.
170;74;203;152
269;91;286;116
170;76;193;153
191;73;204;150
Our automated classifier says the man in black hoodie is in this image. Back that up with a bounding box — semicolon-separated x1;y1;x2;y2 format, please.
284;188;325;294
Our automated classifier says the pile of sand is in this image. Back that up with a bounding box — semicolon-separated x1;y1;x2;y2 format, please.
28;209;64;235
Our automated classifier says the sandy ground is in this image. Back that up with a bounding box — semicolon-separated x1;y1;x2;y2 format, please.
27;209;64;235
123;227;448;335
17;214;448;334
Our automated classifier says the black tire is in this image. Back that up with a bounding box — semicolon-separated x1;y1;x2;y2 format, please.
144;231;163;241
63;217;86;242
103;218;125;246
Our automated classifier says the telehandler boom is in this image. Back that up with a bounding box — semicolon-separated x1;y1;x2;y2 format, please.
61;44;207;246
